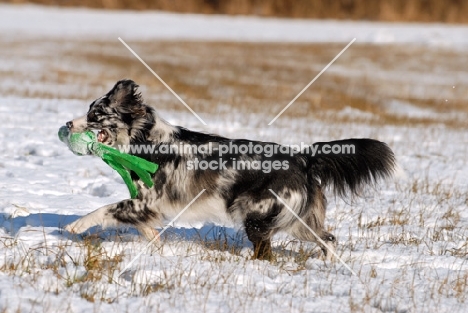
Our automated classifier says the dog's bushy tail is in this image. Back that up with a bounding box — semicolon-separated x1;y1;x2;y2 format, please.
307;138;395;198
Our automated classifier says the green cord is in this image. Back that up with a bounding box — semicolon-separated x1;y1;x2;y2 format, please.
58;126;158;199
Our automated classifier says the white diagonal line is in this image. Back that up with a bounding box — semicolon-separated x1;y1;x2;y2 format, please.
268;38;356;125
118;189;206;277
118;37;207;126
268;189;358;277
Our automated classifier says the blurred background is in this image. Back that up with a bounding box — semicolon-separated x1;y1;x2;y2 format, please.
0;0;467;130
3;0;468;23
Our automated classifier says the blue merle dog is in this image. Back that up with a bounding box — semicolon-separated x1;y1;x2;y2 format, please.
65;79;395;260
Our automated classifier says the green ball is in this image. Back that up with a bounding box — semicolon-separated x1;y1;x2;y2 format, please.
68;131;96;156
58;126;96;156
58;126;70;144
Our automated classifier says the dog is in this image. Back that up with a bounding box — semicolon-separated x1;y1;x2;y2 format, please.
64;79;395;261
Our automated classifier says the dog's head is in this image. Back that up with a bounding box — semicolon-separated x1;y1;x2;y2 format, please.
67;79;147;146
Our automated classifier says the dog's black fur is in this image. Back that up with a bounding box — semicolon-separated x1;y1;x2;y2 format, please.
65;79;395;260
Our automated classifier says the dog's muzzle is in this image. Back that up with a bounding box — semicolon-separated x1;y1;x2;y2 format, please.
67;115;87;133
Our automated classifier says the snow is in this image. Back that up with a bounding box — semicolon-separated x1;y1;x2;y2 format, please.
1;4;468;46
1;3;468;313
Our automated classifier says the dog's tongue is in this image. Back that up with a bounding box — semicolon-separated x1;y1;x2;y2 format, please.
97;130;106;143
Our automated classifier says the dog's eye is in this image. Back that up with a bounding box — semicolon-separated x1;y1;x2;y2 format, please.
88;111;100;122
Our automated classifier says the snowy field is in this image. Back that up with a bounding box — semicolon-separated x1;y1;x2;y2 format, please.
1;4;468;313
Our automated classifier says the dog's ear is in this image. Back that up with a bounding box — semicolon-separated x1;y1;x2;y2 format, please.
108;79;146;117
108;79;139;104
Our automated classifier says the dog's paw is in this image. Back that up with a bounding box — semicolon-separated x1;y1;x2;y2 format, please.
137;225;160;242
64;223;78;234
64;219;88;234
321;241;337;262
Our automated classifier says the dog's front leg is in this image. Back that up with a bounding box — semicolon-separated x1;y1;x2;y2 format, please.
65;199;161;241
65;202;120;234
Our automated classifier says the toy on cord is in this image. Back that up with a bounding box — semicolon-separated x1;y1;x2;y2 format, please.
58;126;158;199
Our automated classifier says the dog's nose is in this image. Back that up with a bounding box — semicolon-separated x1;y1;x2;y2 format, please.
66;121;73;129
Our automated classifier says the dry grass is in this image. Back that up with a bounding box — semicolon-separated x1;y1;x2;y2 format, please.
4;0;468;23
2;39;467;128
1;166;467;311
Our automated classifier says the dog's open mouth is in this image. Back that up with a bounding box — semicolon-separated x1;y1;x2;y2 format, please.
97;129;109;143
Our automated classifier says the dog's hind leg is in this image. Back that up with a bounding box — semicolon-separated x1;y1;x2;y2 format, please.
65;199;160;241
244;213;276;261
286;192;337;261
